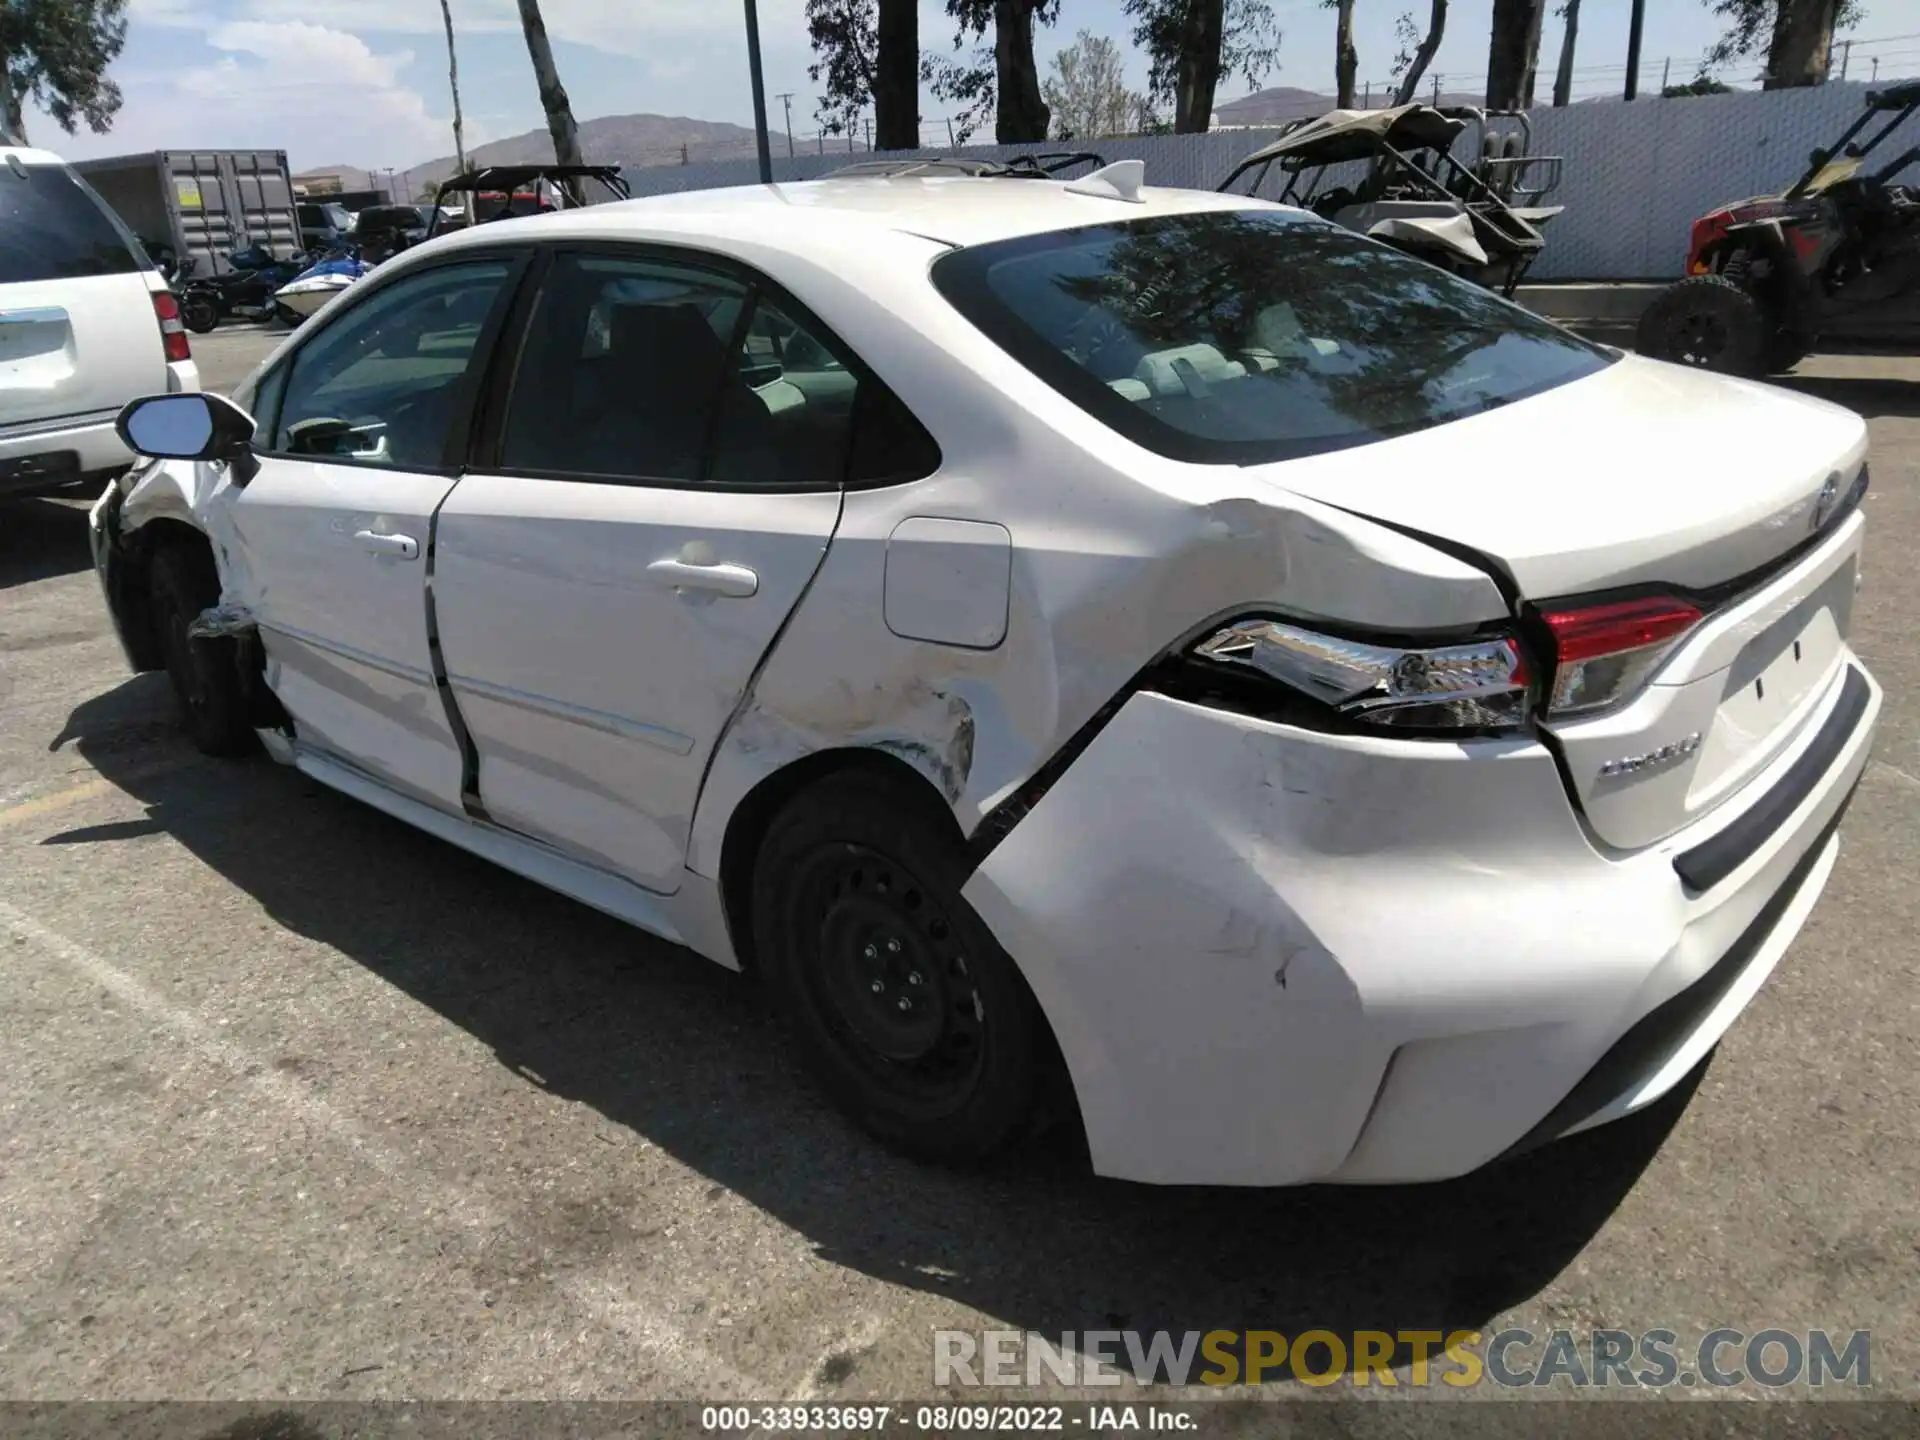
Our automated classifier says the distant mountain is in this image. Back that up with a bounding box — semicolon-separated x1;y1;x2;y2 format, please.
1215;85;1490;126
399;114;824;196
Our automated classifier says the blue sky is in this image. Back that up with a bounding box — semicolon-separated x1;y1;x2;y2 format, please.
25;0;1920;174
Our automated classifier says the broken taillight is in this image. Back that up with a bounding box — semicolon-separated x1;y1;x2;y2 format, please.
152;290;191;364
1540;597;1702;716
1190;618;1533;731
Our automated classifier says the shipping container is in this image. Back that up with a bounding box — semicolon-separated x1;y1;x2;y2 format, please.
71;150;300;277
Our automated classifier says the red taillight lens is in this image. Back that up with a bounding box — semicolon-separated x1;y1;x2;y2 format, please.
152;289;191;363
1541;597;1702;715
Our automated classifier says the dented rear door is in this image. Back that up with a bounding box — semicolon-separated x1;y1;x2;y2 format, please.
430;247;849;893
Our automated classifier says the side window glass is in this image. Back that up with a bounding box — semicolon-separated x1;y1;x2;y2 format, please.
501;253;746;482
495;248;940;490
269;259;512;468
244;362;290;447
707;297;860;488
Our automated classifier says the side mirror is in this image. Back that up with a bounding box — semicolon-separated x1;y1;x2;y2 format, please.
116;393;259;482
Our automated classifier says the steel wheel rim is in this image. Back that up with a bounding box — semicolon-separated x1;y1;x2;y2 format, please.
793;842;988;1110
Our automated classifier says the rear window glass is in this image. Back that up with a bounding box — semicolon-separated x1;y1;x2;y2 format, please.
930;208;1612;466
0;161;147;283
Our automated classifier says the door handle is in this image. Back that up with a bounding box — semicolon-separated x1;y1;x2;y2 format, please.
646;557;759;598
354;529;419;560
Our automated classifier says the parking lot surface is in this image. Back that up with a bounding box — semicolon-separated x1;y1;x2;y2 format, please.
1;326;1916;1404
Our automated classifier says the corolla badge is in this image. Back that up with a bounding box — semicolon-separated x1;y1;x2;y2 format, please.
1598;732;1702;779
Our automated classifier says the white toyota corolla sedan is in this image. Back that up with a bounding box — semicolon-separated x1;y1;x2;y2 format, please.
90;163;1880;1186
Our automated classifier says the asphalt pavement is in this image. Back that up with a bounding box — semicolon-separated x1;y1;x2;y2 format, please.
0;327;1915;1411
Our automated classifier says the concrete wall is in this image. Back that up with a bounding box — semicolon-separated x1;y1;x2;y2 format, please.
599;83;1920;282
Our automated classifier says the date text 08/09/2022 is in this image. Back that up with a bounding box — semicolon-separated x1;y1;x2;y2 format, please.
701;1406;1192;1432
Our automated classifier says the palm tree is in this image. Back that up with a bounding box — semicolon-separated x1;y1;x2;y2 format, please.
515;0;584;166
439;0;468;175
438;0;474;222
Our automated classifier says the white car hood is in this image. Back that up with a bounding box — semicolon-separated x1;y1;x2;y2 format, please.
1248;354;1869;600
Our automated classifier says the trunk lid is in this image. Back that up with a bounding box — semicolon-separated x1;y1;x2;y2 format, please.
1254;354;1868;599
1252;354;1870;855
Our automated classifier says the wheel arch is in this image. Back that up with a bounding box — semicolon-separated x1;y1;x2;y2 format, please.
717;745;959;976
716;742;1086;1151
111;514;216;672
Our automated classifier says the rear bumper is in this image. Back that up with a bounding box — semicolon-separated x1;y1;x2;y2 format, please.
962;656;1880;1187
0;410;128;494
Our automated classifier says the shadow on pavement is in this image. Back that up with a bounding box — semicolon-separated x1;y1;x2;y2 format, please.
1;493;96;589
48;674;1695;1380
1778;371;1920;420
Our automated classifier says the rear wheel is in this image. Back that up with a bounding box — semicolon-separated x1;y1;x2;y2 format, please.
1635;274;1770;376
181;294;220;334
274;302;304;328
150;542;253;757
752;770;1042;1164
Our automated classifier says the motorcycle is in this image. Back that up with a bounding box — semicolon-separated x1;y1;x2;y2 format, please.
178;244;312;334
272;245;371;326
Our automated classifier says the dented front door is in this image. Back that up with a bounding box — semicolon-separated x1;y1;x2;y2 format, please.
219;256;520;812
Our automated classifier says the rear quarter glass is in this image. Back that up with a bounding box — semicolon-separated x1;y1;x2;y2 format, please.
930;208;1614;467
0;160;149;284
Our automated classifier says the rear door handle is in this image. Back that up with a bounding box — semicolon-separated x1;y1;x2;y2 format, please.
646;558;759;598
354;529;419;560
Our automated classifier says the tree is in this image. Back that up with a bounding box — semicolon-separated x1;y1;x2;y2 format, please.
924;44;997;144
1391;0;1447;105
1664;74;1734;95
1327;0;1358;108
875;0;918;147
1486;0;1547;108
0;0;128;141
941;0;1057;143
1703;1;1863;89
805;0;920;147
1043;31;1143;139
806;0;875;137
515;0;583;167
1124;0;1282;133
438;0;473;223
1551;0;1581;107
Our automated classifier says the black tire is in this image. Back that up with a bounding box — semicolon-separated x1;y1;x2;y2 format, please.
149;542;254;757
752;770;1042;1164
181;294;220;334
274;302;304;328
1635;273;1771;377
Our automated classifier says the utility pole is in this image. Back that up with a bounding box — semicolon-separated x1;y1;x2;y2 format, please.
1839;40;1853;81
1661;57;1670;93
775;92;795;158
1625;0;1646;100
742;0;773;183
1432;72;1442;103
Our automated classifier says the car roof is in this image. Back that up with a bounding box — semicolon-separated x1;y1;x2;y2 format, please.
428;175;1274;254
2;146;72;167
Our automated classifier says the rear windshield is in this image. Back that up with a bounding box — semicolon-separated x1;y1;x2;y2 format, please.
0;161;147;283
930;208;1613;465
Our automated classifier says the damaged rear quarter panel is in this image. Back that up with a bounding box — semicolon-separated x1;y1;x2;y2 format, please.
684;357;1510;881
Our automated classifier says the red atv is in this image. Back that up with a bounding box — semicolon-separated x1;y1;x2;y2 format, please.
1636;79;1920;376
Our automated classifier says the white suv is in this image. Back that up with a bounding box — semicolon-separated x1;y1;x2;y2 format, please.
0;145;198;497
